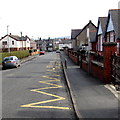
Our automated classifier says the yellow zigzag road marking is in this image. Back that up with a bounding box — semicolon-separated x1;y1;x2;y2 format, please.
20;76;70;110
42;76;60;80
45;73;60;77
46;69;57;72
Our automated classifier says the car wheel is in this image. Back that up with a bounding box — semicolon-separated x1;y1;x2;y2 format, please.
2;67;6;70
18;63;21;67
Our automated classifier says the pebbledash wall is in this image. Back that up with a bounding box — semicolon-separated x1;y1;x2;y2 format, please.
65;42;117;83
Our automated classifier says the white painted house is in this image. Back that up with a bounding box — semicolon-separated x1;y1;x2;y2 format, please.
0;34;30;52
59;39;72;50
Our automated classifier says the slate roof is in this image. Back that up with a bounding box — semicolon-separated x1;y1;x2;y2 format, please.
95;17;107;42
71;29;82;39
1;34;30;41
75;20;97;43
11;35;29;41
106;9;120;39
99;17;107;35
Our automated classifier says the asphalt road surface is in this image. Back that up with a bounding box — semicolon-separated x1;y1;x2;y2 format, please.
2;52;76;119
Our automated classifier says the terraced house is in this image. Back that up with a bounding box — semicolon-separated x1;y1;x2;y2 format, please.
96;17;107;55
96;9;120;56
104;9;120;56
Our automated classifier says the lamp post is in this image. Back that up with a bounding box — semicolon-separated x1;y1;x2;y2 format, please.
7;25;10;53
87;27;90;74
20;32;23;50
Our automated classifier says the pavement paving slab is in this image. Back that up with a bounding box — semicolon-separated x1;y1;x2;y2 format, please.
60;51;119;119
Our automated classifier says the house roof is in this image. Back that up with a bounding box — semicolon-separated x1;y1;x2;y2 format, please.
76;20;96;38
0;34;30;41
75;20;97;43
95;17;107;42
99;17;107;35
106;9;120;39
71;29;82;39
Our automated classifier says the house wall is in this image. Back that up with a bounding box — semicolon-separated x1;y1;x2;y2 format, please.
76;29;86;47
76;23;96;47
72;39;77;48
30;42;37;49
1;36;31;51
17;41;22;48
1;36;18;48
92;43;96;52
0;40;2;49
26;38;30;48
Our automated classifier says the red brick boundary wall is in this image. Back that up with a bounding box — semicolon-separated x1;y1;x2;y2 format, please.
68;50;79;65
90;61;104;81
82;60;88;72
64;42;117;83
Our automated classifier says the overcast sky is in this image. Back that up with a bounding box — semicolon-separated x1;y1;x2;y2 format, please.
0;0;119;39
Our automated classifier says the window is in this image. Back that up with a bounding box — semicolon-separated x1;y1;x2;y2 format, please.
12;41;14;45
117;42;119;54
2;41;7;45
97;36;100;51
97;35;103;51
110;32;115;42
100;35;103;51
107;33;110;42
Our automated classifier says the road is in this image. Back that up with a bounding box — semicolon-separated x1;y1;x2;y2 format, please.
2;52;76;119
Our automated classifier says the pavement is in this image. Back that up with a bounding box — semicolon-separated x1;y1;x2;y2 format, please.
60;51;120;119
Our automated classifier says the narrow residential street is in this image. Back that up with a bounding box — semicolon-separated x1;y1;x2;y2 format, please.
2;52;76;119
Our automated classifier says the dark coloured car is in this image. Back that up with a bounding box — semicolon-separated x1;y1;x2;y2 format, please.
2;56;21;69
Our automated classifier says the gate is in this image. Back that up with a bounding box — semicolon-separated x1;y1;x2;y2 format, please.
111;54;120;90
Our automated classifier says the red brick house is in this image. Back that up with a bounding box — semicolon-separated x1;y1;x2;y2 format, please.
104;9;120;56
96;17;107;55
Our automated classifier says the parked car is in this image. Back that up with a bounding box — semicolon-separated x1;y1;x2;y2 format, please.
2;56;21;69
56;50;60;53
39;51;45;55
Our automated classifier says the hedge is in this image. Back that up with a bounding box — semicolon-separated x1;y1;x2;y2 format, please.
0;50;30;64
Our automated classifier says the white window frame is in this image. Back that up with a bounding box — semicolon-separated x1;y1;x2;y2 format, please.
110;32;114;42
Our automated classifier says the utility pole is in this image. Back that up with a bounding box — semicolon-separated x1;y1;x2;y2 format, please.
7;25;10;53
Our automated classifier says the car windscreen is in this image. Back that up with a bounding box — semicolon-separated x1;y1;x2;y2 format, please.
4;57;13;61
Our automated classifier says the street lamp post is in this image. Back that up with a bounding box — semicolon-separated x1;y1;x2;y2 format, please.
7;25;10;53
20;32;23;50
87;27;90;74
